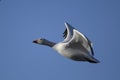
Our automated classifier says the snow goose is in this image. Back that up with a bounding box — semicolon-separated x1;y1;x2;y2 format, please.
33;22;100;63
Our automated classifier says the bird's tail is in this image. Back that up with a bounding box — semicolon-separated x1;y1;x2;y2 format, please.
86;56;100;63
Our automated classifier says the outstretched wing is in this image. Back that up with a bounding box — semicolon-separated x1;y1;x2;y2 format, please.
62;22;75;42
67;29;94;56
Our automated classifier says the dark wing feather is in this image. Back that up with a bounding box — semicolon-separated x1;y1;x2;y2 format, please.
63;29;67;38
85;36;94;56
63;22;75;40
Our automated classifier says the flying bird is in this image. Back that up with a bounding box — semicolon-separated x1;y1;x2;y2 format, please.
33;22;100;63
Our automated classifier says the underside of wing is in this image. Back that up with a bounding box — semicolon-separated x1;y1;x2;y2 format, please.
67;29;94;56
85;36;94;56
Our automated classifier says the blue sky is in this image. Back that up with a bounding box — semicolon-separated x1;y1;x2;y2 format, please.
0;0;120;80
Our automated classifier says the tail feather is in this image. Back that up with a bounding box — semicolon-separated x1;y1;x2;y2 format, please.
86;57;100;63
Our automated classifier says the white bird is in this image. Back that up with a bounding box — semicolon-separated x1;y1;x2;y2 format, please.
33;22;100;63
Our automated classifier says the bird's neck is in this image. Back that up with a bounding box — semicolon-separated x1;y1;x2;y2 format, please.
43;40;56;47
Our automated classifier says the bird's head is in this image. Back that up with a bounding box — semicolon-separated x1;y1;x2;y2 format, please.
33;38;47;45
